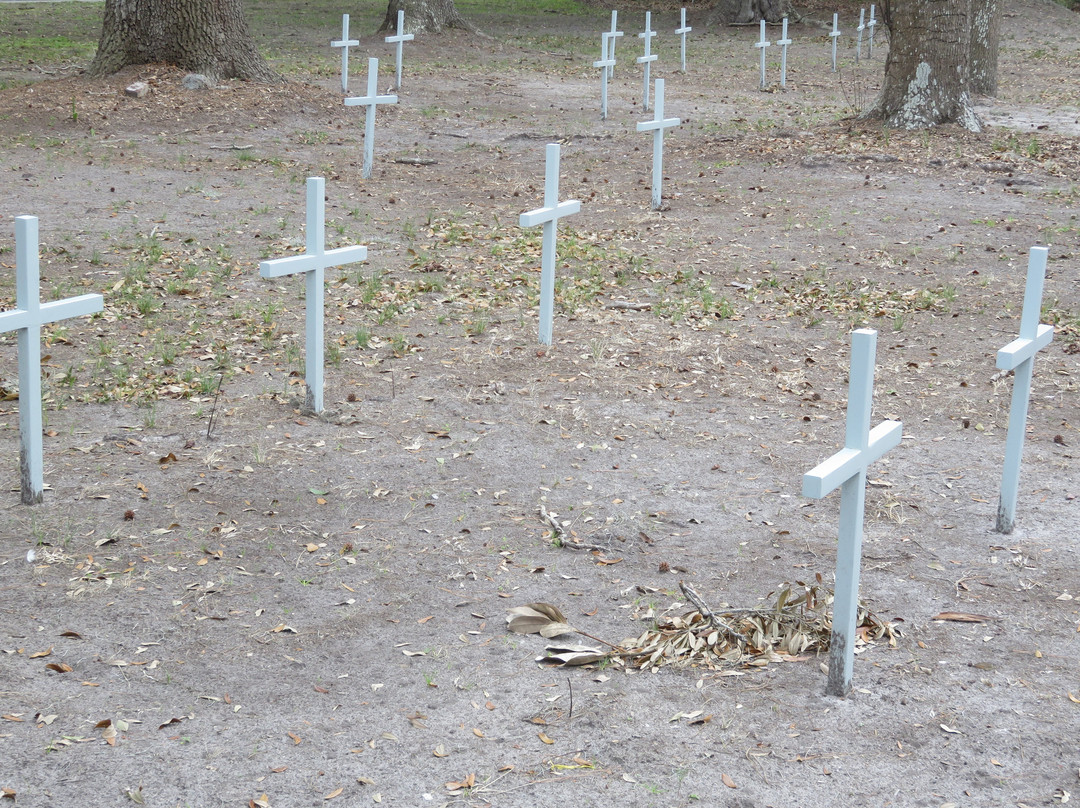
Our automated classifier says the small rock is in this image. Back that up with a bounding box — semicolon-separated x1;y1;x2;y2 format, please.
124;81;149;98
181;73;214;91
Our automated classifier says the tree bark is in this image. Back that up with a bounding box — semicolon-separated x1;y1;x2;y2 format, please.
88;0;280;83
864;0;981;131
706;0;793;25
969;0;1001;95
377;0;473;35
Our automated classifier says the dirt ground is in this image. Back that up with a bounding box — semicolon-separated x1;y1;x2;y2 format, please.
2;1;1080;806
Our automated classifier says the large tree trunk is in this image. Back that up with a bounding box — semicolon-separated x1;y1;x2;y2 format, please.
864;0;981;131
706;0;793;25
377;0;472;35
88;0;280;83
969;0;1002;95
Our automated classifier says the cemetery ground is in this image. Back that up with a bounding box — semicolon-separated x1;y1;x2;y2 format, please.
2;0;1080;805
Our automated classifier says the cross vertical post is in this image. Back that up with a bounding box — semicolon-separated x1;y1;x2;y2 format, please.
676;8;692;74
594;32;615;120
755;19;771;90
259;178;368;414
777;16;792;88
856;8;865;63
606;10;623;80
830;13;841;72
330;14;359;94
384;9;414;91
343;58;399;180
518;144;581;346
636;78;681;211
995;246;1053;534
802;329;903;697
0;216;103;504
867;5;877;58
637;11;657;111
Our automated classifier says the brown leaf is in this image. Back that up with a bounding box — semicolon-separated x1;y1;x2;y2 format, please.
29;647;53;659
433;744;448;758
932;611;995;623
472;728;484;738
538;732;554;744
288;731;302;745
314;685;329;694
1;715;24;722
417;615;435;624
2;787;15;800
59;630;82;639
722;773;737;789
46;662;73;673
324;787;343;800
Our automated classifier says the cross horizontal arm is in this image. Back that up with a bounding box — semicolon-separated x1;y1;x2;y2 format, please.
344;94;398;107
997;325;1053;370
259;245;369;279
636;117;680;132
519;200;581;228
0;294;103;332
802;420;902;498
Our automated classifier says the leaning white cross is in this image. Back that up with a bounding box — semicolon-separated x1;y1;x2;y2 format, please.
856;7;865;63
995;246;1053;534
830;13;841;73
777;16;792;88
330;14;359;94
676;8;692;74
606;10;623;80
384;9;414;91
259;177;368;414
518;143;581;346
0;216;102;504
636;78;681;211
867;4;877;58
594;32;615;121
755;19;771;90
344;58;398;180
637;11;658;111
803;328;902;697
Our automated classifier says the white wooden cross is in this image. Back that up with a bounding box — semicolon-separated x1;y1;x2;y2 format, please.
384;9;414;91
856;8;865;63
676;8;692;74
995;246;1053;534
777;17;792;88
518;143;581;346
259;178;368;414
803;329;902;697
0;216;102;504
867;4;877;58
636;78;680;211
606;10;623;80
330;14;359;94
830;13;841;72
594;31;615;121
637;11;658;111
344;58;398;179
755;19;771;90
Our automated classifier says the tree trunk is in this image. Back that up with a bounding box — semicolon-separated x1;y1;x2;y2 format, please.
706;0;793;25
88;0;280;83
969;0;1001;95
864;0;981;131
377;0;473;35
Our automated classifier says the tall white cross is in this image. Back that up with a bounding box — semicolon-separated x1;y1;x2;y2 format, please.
777;16;792;88
867;4;877;58
344;58;398;180
803;329;902;697
637;11;658;111
755;19;771;90
594;32;616;121
330;14;359;94
636;78;681;211
676;8;692;74
0;216;102;504
856;8;865;63
995;246;1053;534
606;10;623;80
259;178;368;414
384;9;414;91
518;144;581;346
830;13;841;73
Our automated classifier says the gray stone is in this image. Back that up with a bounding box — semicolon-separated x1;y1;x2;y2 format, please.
181;73;214;91
124;81;149;98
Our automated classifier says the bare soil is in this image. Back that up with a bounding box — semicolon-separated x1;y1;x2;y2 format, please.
2;2;1080;807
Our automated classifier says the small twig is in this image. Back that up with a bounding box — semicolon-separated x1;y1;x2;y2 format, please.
205;370;225;440
679;581;742;642
538;503;562;541
566;676;573;724
394;157;438;166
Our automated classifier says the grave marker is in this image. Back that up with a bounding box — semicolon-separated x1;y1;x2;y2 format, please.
676;8;692;74
867;5;877;58
330;14;359;93
344;58;398;179
830;13;841;72
637;11;658;111
518;144;581;346
995;246;1053;534
755;19;771;90
636;78;680;210
777;17;792;88
259;177;368;414
856;8;865;63
606;10;623;80
0;216;103;504
803;329;902;697
384;9;414;91
594;32;616;120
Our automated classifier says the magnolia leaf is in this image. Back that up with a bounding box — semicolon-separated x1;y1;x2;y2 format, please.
506;604;573;637
538;621;577;639
538;643;608;666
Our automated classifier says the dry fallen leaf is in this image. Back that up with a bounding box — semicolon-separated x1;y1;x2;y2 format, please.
28;647;53;659
46;662;73;673
1067;692;1080;704
433;744;448;758
932;611;995;623
722;773;737;789
250;794;270;808
538;732;554;745
324;787;343;800
287;731;302;744
472;728;484;738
